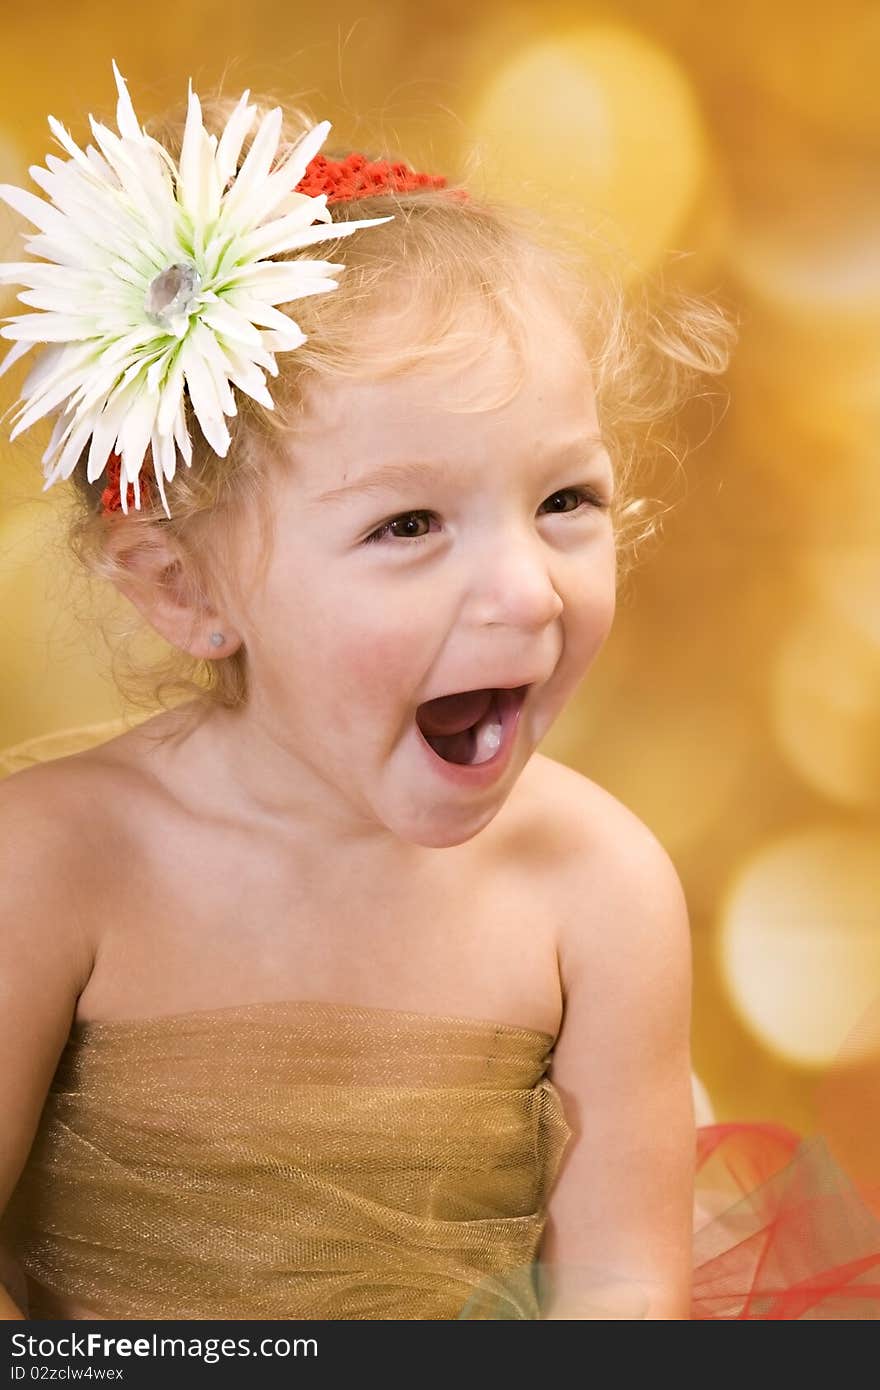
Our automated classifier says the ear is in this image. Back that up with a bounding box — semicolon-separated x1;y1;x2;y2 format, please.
107;529;242;661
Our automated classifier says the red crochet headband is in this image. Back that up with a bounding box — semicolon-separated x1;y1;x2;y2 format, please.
100;151;465;517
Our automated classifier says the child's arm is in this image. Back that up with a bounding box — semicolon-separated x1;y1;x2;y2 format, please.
538;797;695;1320
0;771;99;1319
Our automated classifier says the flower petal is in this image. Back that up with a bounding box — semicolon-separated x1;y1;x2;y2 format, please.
0;337;36;380
197;297;264;349
262;120;332;206
215;91;257;187
156;352;186;436
9;349;98;438
43;407;97;488
0;183;66;235
178;80;222;237
116;377;158;481
221;346;274;409
217;259;342;303
112;61;141;142
237;210;394;264
217;106;283;235
172;397;193;467
47;115;113;184
180;333;231;456
149;428;175;518
84;379;139;484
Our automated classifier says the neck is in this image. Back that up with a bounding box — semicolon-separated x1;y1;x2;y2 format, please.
155;697;446;877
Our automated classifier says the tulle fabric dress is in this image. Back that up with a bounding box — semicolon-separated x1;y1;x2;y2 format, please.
1;720;879;1320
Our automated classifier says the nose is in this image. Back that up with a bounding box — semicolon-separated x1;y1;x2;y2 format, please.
465;529;564;630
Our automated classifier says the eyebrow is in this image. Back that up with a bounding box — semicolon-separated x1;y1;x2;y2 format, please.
313;435;610;506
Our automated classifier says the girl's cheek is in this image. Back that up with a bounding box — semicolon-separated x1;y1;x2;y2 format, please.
344;629;424;708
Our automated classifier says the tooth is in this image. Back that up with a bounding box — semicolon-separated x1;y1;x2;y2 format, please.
472;708;502;763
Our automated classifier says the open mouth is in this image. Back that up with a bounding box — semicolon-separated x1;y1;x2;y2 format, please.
414;687;527;766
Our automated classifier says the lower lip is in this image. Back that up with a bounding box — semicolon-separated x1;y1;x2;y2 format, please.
414;687;527;788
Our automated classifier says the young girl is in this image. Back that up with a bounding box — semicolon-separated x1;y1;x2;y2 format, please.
0;66;877;1321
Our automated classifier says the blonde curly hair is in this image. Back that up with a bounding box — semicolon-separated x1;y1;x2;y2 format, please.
45;87;738;740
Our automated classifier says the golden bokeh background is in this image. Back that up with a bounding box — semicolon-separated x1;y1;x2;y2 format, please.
1;0;879;1143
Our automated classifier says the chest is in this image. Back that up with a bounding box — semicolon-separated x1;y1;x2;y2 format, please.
75;759;567;1034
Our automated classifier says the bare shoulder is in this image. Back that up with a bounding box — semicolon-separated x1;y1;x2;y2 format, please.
0;741;132;834
522;752;691;978
0;748;134;969
519;749;673;861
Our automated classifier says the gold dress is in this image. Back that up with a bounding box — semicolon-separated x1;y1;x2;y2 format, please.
0;1000;570;1320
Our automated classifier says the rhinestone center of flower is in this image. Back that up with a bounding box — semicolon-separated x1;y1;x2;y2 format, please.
144;262;201;330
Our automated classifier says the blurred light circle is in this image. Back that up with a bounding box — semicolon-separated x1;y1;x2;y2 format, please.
467;24;707;272
731;182;880;321
800;547;880;649
771;601;880;810
720;826;880;1067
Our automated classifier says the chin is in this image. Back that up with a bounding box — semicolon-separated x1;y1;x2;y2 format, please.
401;822;497;851
394;786;520;852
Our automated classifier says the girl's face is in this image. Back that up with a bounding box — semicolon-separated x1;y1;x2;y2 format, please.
225;293;617;852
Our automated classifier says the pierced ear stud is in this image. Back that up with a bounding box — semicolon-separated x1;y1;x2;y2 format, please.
209;631;225;647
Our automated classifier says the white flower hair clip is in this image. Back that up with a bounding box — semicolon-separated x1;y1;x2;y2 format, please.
0;61;394;517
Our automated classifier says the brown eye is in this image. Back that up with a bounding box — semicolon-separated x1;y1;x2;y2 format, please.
541;486;609;514
364;511;435;545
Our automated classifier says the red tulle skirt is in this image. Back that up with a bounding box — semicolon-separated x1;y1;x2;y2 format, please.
691;1009;880;1319
692;1121;880;1317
